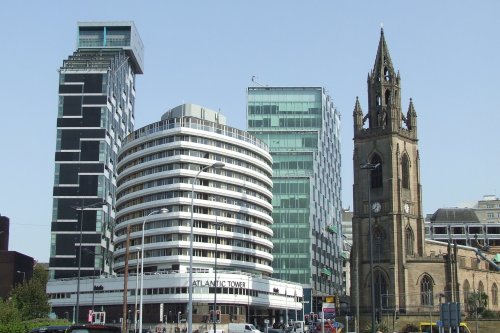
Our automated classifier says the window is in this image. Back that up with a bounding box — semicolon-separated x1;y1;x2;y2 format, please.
385;89;391;106
374;228;385;260
420;275;433;306
374;270;388;308
492;283;498;306
463;280;471;312
405;227;414;255
402;154;410;189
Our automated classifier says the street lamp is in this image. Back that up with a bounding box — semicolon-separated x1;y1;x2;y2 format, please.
81;247;102;313
134;246;141;333
16;270;25;282
73;200;107;324
188;162;225;333
139;208;169;333
213;217;223;333
360;162;380;333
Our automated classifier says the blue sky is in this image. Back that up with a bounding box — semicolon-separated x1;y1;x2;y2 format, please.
1;1;499;262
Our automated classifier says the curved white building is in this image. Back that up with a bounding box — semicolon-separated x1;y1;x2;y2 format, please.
114;104;275;276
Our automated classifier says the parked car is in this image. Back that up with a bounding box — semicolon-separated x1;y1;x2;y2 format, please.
66;324;122;333
29;326;69;333
228;323;261;333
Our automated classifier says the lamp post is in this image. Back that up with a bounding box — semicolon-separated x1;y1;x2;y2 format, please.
134;246;141;333
188;162;225;333
213;217;223;333
360;162;380;333
16;270;25;282
73;200;106;324
91;269;101;313
139;208;169;333
81;247;101;313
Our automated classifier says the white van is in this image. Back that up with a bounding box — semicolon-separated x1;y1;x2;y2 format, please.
228;323;261;333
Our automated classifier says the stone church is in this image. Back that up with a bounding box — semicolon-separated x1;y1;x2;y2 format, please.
350;29;500;329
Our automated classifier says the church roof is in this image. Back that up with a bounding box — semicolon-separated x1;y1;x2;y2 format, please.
430;208;480;223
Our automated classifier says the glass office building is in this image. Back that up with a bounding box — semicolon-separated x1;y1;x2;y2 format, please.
49;22;143;279
247;87;343;313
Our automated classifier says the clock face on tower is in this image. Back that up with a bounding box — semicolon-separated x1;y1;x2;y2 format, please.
371;201;381;213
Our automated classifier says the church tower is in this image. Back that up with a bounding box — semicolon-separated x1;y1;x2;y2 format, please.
351;29;424;316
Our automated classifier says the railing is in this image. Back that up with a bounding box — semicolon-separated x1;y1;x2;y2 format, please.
123;117;269;152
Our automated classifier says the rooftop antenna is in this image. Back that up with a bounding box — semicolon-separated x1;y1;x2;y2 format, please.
251;75;266;87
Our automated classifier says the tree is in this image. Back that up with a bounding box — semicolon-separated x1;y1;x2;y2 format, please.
467;291;488;316
9;265;50;320
0;298;20;325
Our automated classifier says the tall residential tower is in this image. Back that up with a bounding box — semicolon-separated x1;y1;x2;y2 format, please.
247;87;343;314
49;22;143;279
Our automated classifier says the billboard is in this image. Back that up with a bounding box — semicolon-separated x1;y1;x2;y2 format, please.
322;303;336;319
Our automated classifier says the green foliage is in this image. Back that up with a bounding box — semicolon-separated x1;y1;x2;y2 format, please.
0;318;70;333
0;264;53;332
0;298;20;324
9;265;51;320
364;321;388;333
402;323;419;333
467;291;489;315
480;309;500;318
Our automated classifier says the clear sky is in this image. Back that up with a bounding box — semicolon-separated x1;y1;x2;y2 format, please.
1;1;499;263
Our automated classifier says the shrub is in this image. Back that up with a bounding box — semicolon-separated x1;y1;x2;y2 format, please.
402;323;419;333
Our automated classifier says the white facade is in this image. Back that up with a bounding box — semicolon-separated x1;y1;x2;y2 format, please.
47;271;302;327
113;105;275;276
48;105;303;327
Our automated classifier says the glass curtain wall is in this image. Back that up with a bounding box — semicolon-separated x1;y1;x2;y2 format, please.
247;87;343;300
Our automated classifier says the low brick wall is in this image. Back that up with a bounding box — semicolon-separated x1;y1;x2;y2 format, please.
335;313;500;333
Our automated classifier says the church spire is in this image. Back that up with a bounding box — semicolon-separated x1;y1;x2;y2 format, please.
353;96;364;132
366;28;402;132
406;98;417;133
372;28;395;81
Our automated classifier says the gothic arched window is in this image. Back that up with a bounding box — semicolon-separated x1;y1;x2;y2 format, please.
463;280;471;311
374;228;386;260
371;154;383;188
405;227;414;256
402;154;410;189
478;281;485;294
385;89;391;106
420;275;434;306
492;283;498;306
374;270;388;309
384;67;390;81
478;281;486;308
